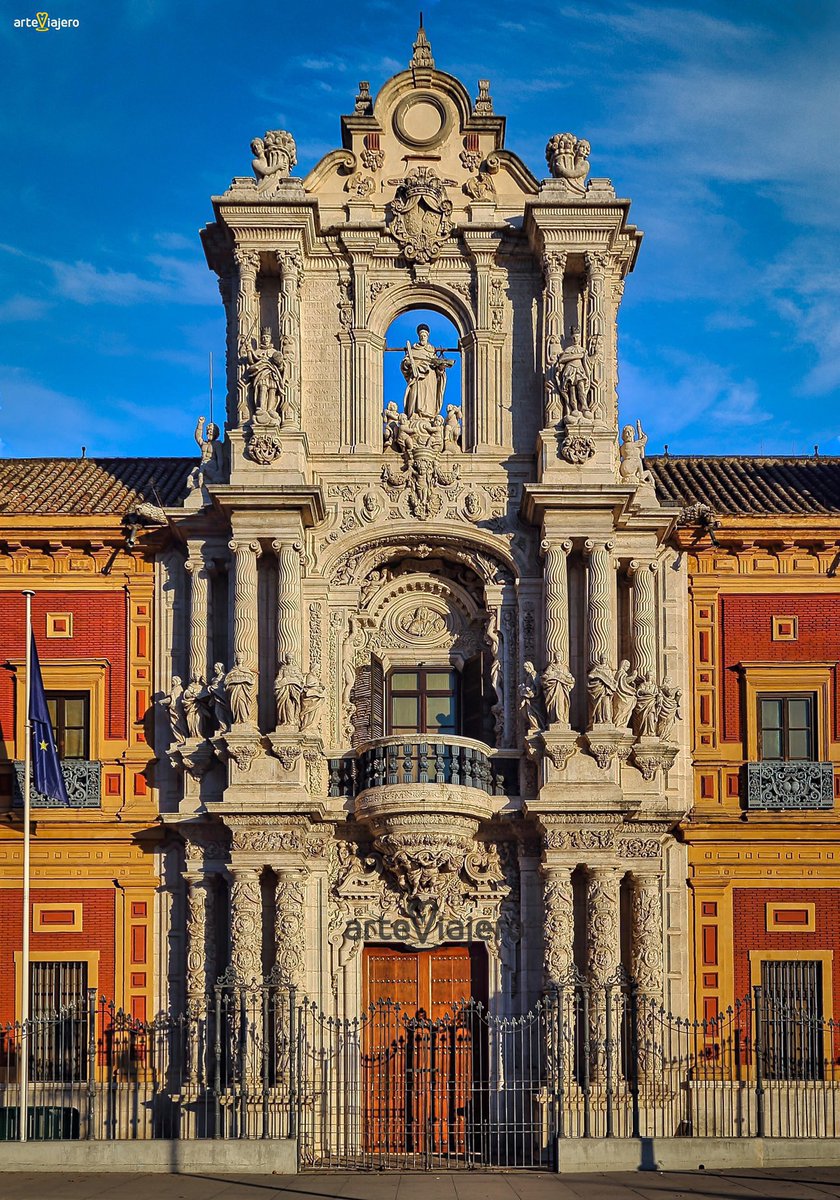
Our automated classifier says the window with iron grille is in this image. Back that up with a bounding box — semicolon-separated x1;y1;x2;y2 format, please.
45;692;90;760
29;960;89;1083
758;694;815;762
760;959;824;1081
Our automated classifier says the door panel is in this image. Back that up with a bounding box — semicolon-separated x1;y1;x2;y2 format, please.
362;945;486;1159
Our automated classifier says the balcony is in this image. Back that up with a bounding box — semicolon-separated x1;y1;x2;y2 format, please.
329;735;516;799
13;760;101;809
745;761;834;811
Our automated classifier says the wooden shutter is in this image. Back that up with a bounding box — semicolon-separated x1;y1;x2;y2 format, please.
461;654;484;742
370;656;385;740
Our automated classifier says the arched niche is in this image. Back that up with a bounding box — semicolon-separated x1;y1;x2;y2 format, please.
361;283;480;453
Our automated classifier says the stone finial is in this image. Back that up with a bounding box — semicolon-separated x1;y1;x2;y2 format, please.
354;81;373;115
545;132;590;194
410;15;435;69
474;79;493;115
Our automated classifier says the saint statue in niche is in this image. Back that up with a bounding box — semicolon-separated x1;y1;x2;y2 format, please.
401;324;455;420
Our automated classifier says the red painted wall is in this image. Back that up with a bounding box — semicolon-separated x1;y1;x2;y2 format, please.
0;591;127;754
0;887;116;1021
719;595;840;743
732;887;840;1017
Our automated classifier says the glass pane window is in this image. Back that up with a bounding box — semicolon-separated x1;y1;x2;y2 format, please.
388;668;459;735
45;692;90;760
758;693;815;762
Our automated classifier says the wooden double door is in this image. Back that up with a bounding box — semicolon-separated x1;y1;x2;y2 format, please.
361;945;487;1161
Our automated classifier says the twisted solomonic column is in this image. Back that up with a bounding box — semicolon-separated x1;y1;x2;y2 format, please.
184;547;211;685
628;560;658;682
272;539;302;676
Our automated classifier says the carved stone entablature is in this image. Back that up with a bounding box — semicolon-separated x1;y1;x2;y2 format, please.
543;826;615;852
630;737;678;781
225;815;330;859
181;823;230;864
584;725;635;770
387;167;456;263
616;836;664;860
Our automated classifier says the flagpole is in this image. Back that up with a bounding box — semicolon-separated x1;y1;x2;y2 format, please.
20;589;33;1144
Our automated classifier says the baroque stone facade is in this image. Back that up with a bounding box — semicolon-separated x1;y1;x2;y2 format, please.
151;26;690;1019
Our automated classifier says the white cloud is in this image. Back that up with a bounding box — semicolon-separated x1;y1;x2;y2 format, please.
0;294;50;322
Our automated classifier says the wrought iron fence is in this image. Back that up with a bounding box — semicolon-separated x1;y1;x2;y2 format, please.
0;971;839;1160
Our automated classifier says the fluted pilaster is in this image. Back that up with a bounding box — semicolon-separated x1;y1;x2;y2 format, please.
234;249;260;423
542;251;567;373
542;865;574;987
584;252;607;420
276;249;302;427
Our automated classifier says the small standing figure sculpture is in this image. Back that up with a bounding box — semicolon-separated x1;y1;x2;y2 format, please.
239;328;289;423
188;417;223;491
634;671;659;737
519;660;547;738
162;676;189;744
225;657;257;727
587;657;617;727
401;325;455;420
618;420;655;487
182;677;207;740
299;672;327;733
207;662;231;733
612;660;637;728
274;655;305;728
656;676;683;742
553;329;594;417
541;659;575;726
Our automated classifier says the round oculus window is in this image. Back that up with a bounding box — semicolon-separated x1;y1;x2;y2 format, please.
393;94;450;149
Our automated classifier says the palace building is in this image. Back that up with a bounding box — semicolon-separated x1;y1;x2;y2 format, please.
2;25;840;1163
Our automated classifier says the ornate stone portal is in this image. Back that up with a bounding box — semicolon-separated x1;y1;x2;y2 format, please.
154;23;690;1025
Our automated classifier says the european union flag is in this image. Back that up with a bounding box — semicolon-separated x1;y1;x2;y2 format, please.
29;634;69;805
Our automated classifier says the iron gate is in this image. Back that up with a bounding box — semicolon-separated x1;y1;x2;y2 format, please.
296;995;556;1169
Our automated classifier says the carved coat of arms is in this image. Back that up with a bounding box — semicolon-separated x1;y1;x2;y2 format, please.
387;167;456;263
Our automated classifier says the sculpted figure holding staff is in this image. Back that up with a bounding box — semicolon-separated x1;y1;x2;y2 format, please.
401;324;455;420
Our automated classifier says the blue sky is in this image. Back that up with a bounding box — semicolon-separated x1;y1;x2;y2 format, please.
1;0;838;458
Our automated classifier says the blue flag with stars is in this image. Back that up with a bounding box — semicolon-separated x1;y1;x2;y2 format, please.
29;633;69;805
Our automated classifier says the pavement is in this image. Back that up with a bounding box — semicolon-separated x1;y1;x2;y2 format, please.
3;1171;840;1200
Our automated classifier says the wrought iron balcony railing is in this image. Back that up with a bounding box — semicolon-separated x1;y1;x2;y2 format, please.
329;735;516;799
12;760;102;808
745;761;834;811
